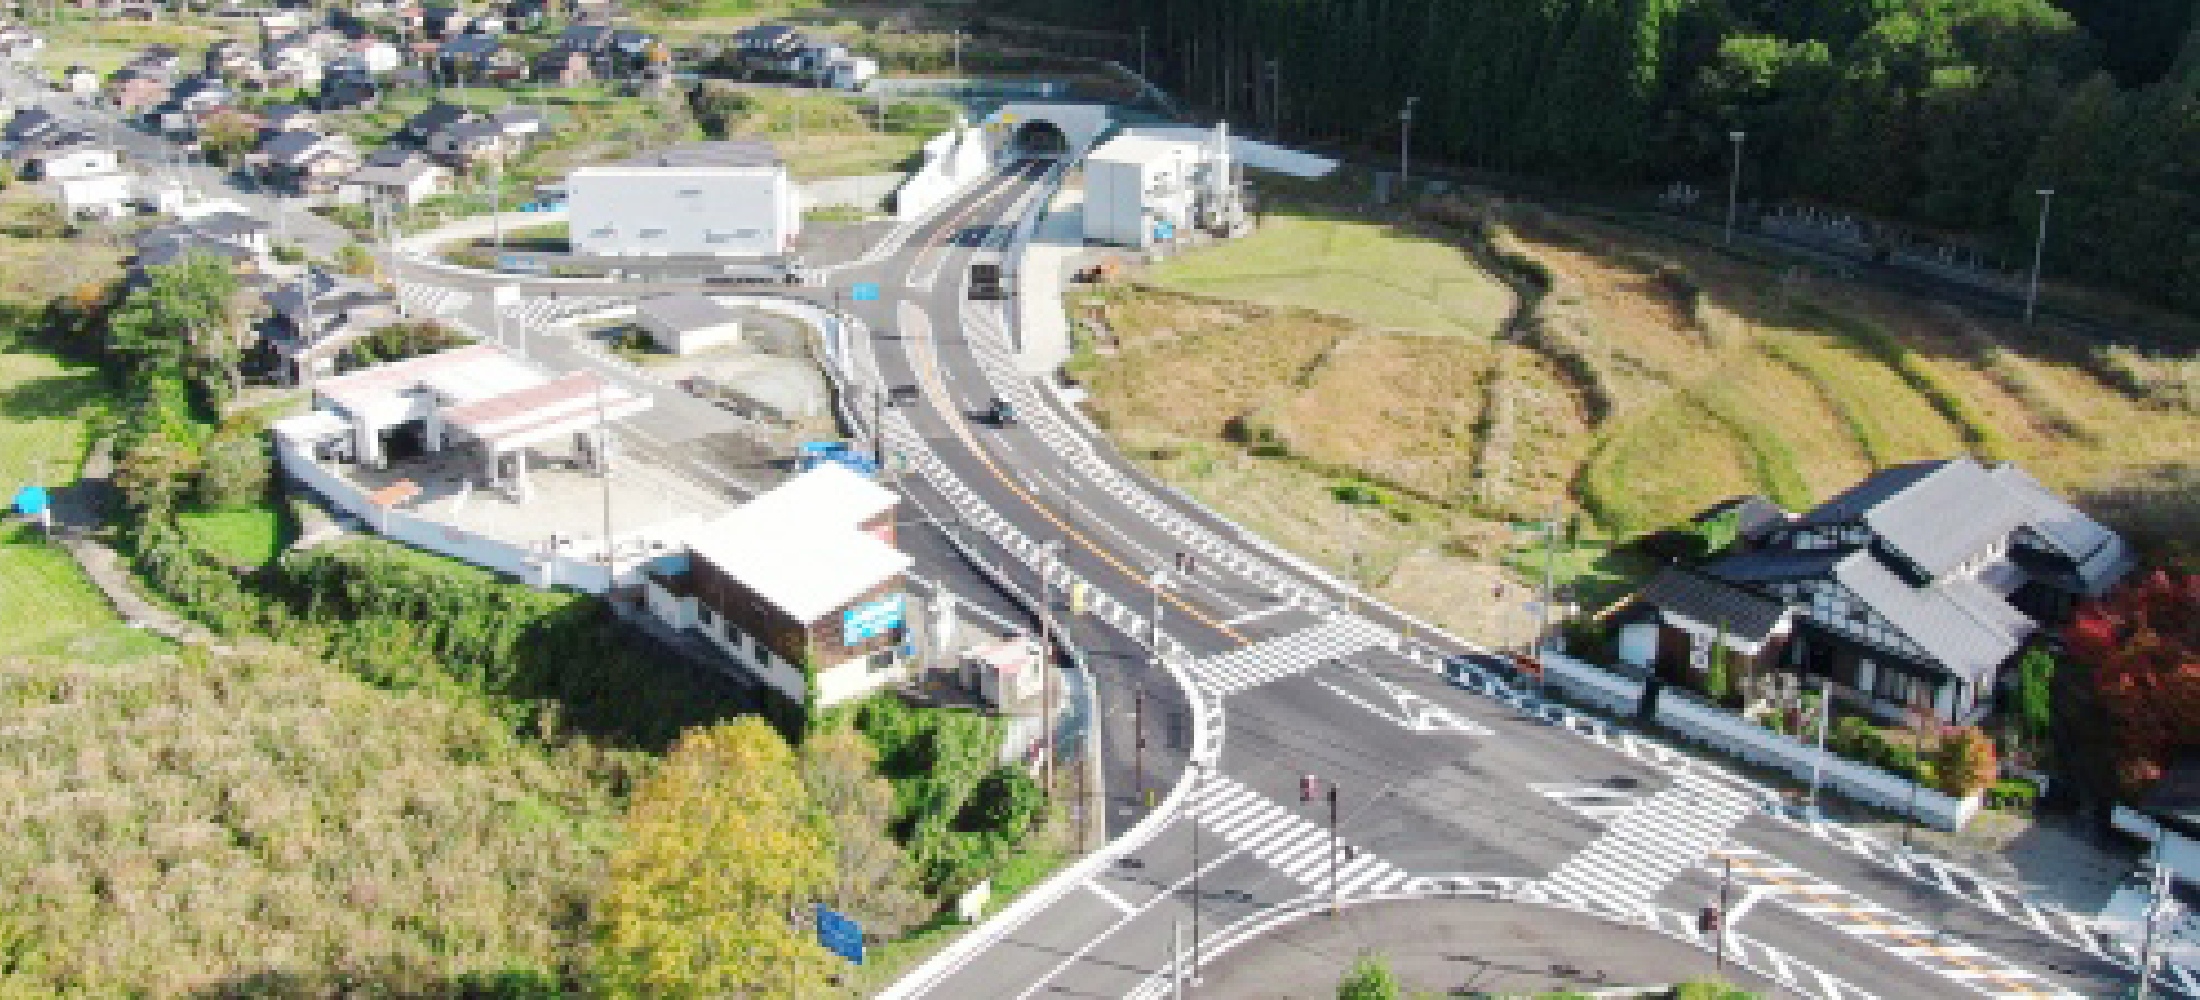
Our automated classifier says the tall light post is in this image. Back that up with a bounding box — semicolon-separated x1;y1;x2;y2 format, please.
1138;25;1148;81
2024;187;2054;326
1187;761;1204;988
951;29;962;77
1724;130;1745;245
1265;59;1280;137
1398;96;1418;205
1037;539;1063;802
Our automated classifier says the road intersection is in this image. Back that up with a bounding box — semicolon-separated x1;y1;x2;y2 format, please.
390;159;2168;999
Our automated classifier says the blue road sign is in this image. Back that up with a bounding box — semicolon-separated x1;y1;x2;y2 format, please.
850;282;881;302
816;904;864;965
12;485;48;516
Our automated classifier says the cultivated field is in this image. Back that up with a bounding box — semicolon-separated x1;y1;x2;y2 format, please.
1070;186;2200;642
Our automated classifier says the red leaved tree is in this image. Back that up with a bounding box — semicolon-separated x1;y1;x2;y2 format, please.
2066;571;2200;790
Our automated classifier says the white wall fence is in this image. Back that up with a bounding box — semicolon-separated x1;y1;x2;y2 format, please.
277;434;630;593
1540;653;1981;831
800;173;906;213
894;125;992;221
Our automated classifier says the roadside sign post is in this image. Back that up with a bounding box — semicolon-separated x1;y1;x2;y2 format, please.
815;904;864;966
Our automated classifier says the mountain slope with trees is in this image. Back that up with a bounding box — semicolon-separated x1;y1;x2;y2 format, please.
1031;0;2198;314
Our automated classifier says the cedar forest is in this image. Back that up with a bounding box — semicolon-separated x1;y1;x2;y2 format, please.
1017;0;2199;313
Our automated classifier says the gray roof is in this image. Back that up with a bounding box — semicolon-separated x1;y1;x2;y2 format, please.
1988;463;2129;591
406;102;473;137
1833;551;2031;689
637;293;736;332
1702;549;1847;584
348;155;439;186
609;139;781;169
441;118;505;143
260;129;325;160
1638;567;1787;642
1801;458;2033;579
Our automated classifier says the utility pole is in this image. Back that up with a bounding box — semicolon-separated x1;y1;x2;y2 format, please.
951;29;962;77
1805;676;1830;822
1534;499;1559;698
1328;782;1340;916
596;378;613;568
1716;857;1732;974
490;150;503;264
1138;25;1148;81
1724;130;1746;245
1135;686;1146;809
1264;58;1279;137
1398;96;1418;205
1171;919;1186;1000
2024;187;2053;326
1189;762;1203;987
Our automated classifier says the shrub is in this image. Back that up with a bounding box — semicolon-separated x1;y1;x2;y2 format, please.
964;765;1044;841
1934;726;1998;797
1337;953;1401;1000
194;432;272;510
1988;777;2040;811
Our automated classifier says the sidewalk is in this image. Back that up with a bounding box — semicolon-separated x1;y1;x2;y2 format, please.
1014;184;1086;376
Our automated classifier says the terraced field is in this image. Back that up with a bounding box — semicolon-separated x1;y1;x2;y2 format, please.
1068;190;2200;642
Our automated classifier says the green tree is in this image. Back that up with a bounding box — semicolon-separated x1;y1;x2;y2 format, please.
2016;646;2055;748
593;719;836;997
198;111;260;166
803;726;928;938
1337;952;1401;1000
965;764;1045;840
336;241;379;278
194;433;271;510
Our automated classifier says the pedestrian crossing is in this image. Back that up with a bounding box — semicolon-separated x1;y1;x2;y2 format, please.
1193;774;1416;897
1537;769;1761;916
398;283;470;317
505;294;626;332
1190;615;1390;698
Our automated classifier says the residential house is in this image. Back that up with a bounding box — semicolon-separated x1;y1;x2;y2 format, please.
203;37;254;79
58;171;134;219
609;27;653;64
536;48;593;86
482;46;529;83
501;0;547;31
427;116;508;166
401;101;472;145
64;65;99;99
490;106;542;141
108;66;171;113
339;147;449;205
317;74;381;112
419;5;467;38
331;38;404;76
3;107;63;149
171;75;235;114
732;23;802;63
21;140;120;180
132;43;183;74
132;213;271;282
257;129;359;195
261;103;319;133
0;24;43;60
436;34;500;82
263;268;400;379
554;21;612;58
1623;458;2135;725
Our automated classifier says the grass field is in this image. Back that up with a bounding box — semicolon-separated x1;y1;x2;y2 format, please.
1143;212;1514;338
176;503;290;568
0;346;105;490
0;524;169;662
1071;192;2200;641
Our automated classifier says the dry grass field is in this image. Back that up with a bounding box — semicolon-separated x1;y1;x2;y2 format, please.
1069;189;2200;642
0;644;625;995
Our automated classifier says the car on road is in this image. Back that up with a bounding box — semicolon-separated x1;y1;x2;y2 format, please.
988;397;1016;427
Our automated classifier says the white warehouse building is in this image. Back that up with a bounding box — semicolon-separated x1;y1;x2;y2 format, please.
567;140;800;258
1082;123;1246;249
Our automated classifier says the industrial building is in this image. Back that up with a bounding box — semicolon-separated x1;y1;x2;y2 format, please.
1081;123;1248;249
566;140;800;259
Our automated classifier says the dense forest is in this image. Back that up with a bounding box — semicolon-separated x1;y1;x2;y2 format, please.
1001;0;2198;315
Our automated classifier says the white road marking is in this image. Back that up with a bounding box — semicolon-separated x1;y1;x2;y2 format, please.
1083;879;1136;917
1221;603;1290;628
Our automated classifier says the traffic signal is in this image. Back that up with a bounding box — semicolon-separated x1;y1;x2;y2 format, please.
1698;906;1722;935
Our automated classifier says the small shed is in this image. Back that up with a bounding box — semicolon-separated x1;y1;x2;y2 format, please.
635;294;741;354
960;637;1043;709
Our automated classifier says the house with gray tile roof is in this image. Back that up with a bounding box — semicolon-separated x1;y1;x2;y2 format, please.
1626;457;2134;724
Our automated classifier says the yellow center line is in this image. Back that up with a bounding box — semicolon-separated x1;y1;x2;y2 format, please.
897;265;1248;651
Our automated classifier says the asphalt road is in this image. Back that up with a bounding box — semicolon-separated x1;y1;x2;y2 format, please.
379;156;2163;998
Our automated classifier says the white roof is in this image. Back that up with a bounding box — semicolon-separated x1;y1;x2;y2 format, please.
316;343;545;412
1120;124;1338;178
1088;133;1202;167
686;465;906;623
271;409;350;443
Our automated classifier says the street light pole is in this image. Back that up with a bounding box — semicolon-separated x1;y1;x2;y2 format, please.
1038;539;1062;803
2024;187;2053;326
1135;686;1147;809
1398;96;1418;205
1724;130;1745;245
1149;568;1171;665
1189;762;1203;987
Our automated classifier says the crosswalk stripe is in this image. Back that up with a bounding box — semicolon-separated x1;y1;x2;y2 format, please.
1192;776;1411;895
